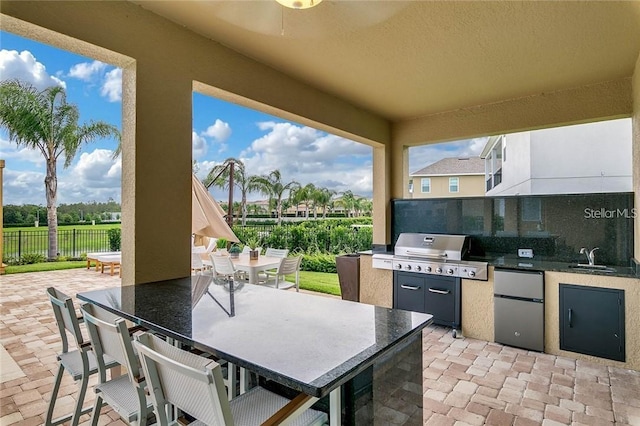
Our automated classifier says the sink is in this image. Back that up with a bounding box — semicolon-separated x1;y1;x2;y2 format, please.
568;264;617;273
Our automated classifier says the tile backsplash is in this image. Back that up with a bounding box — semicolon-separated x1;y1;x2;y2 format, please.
392;193;634;266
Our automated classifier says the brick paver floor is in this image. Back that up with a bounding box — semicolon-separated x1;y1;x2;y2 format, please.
1;269;640;425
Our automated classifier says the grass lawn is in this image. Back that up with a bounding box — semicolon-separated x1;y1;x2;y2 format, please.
5;261;87;274
294;271;341;296
4;260;342;296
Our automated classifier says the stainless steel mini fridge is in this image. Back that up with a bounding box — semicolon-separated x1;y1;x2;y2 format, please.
494;268;544;352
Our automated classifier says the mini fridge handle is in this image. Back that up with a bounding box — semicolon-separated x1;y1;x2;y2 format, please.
568;308;573;328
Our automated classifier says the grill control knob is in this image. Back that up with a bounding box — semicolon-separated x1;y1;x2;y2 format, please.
468;270;476;278
447;268;454;275
435;267;442;274
415;265;422;272
395;264;402;270
405;265;412;271
426;266;432;273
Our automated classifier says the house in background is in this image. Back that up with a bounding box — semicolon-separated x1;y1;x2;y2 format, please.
482;118;632;196
409;157;485;198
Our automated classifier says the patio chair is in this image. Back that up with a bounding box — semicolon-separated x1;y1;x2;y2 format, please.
133;332;327;426
265;247;289;258
45;287;119;426
211;254;240;283
257;247;290;281
262;255;303;291
191;252;208;275
79;303;153;425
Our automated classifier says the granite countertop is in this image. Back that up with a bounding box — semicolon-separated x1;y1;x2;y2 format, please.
78;276;432;398
482;255;638;278
361;250;638;278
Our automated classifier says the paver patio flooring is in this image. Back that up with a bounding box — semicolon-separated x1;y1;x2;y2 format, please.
1;269;639;425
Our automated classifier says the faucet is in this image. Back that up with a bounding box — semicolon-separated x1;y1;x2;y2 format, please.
580;247;599;266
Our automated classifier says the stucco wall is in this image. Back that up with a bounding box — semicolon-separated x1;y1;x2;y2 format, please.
412;175;485;198
359;256;393;308
460;270;495;342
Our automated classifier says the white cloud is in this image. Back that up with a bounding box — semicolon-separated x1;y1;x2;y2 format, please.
202;119;232;142
240;122;373;199
192;131;208;159
100;68;122;102
71;149;121;186
27;148;123;204
68;60;107;81
0;49;65;90
0;136;45;165
2;168;45;205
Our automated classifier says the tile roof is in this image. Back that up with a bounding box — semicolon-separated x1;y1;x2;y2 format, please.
411;157;485;176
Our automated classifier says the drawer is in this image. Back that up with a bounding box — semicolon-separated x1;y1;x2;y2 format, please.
394;273;426;313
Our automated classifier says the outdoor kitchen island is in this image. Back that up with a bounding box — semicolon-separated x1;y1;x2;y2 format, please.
78;275;433;425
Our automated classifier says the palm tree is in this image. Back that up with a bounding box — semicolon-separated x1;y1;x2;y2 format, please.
359;198;373;216
291;183;315;218
315;187;336;219
204;158;259;226
251;170;299;225
0;80;120;260
337;190;357;218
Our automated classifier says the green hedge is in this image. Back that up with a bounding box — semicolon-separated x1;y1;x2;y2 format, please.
232;218;371;273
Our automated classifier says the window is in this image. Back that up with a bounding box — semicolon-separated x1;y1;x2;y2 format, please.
521;197;542;222
449;177;459;193
421;178;431;193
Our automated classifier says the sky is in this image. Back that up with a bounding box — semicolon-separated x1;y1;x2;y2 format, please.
0;31;484;206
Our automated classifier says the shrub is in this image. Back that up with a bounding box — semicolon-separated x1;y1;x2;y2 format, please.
2;255;21;266
300;253;337;273
107;228;121;251
20;253;46;264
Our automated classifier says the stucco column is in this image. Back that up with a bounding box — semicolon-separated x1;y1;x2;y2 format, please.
633;53;640;262
120;63;193;285
372;145;391;247
0;159;5;275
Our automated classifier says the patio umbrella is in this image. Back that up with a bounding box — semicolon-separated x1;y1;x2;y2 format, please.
192;174;239;242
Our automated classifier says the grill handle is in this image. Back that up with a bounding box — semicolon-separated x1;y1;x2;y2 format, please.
428;288;451;295
400;285;421;291
404;250;447;258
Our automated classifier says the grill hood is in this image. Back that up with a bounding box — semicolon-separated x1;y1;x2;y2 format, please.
394;233;470;261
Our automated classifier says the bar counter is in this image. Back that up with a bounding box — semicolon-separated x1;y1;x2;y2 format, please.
78;275;432;425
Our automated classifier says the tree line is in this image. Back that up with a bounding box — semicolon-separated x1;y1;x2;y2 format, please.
3;200;122;227
203;159;372;226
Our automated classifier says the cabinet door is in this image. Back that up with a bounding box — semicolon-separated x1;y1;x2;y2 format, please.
394;272;426;313
560;284;625;362
424;276;459;327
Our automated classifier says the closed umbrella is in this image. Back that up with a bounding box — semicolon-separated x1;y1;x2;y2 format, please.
192;174;239;242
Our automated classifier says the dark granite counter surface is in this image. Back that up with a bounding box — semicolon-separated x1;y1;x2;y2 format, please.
361;251;638;278
471;255;638;278
77;275;432;398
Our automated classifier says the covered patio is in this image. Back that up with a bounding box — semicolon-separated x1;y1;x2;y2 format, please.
1;269;640;425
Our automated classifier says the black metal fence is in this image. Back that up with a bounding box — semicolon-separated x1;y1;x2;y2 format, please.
3;221;373;261
3;229;112;260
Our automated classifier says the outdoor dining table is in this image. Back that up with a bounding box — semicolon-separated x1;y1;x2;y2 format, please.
77;275;432;425
202;253;283;284
230;253;281;284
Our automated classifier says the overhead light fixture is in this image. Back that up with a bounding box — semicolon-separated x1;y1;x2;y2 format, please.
276;0;323;9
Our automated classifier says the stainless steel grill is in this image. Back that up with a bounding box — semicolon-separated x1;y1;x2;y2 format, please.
390;233;487;280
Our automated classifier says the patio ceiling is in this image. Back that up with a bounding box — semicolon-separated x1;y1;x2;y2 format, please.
132;1;640;122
